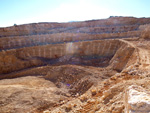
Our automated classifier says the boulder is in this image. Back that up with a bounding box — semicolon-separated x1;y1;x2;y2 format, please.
125;85;150;113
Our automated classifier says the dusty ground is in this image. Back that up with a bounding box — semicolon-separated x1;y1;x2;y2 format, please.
0;57;150;113
0;65;117;113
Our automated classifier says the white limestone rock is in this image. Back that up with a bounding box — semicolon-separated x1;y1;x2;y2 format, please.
125;85;150;113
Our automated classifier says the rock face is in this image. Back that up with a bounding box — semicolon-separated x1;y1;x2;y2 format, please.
125;85;150;113
0;39;135;75
1;16;150;113
1;17;150;76
0;17;150;37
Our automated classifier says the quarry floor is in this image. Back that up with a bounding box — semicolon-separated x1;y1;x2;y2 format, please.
0;64;150;113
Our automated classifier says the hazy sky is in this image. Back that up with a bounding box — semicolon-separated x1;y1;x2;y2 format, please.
0;0;150;27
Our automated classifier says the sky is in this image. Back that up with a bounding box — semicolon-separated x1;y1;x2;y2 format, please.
0;0;150;27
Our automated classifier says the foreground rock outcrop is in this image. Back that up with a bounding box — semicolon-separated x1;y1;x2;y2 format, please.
0;16;150;113
125;85;150;113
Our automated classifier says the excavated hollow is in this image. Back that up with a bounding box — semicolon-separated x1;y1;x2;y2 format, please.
0;39;135;78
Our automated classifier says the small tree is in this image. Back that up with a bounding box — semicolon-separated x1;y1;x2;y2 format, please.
14;23;17;26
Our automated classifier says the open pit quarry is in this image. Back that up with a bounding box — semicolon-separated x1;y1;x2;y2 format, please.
0;16;150;113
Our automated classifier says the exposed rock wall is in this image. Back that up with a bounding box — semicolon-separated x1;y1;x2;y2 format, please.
0;40;120;74
0;39;137;75
0;17;149;75
0;17;150;37
110;40;136;71
0;31;141;51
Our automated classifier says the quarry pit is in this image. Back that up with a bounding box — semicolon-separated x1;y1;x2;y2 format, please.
0;17;150;113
